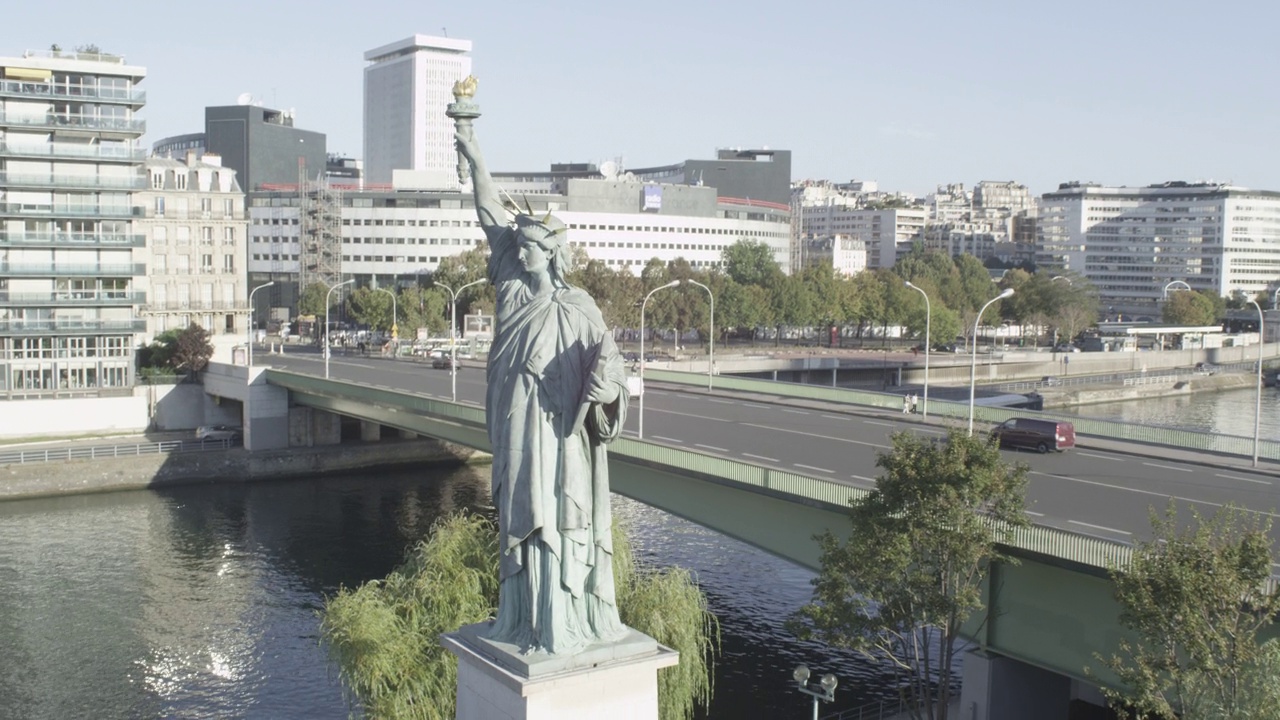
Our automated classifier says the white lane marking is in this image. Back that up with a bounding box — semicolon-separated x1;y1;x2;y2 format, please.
742;453;779;463
821;414;849;421
1142;462;1192;473
1025;510;1045;517
795;463;834;474
864;420;896;427
706;398;735;404
782;409;809;415
1216;472;1272;486
916;428;946;435
742;423;892;450
1076;451;1125;461
744;403;770;410
648;408;730;423
694;443;728;453
651;435;684;444
850;474;877;484
1069;520;1132;536
1031;470;1280;520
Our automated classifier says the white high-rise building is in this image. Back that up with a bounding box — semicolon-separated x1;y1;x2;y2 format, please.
0;48;147;397
362;35;472;187
1038;181;1280;313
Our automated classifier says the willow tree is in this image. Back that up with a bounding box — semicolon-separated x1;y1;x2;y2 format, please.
321;513;718;720
790;429;1029;720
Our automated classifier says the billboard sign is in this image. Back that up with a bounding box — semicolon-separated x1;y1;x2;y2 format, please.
642;185;662;212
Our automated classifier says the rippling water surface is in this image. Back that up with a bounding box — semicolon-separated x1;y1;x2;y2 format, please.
0;465;903;719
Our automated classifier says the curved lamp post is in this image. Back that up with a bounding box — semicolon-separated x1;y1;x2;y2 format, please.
792;665;837;720
437;278;488;403
1163;279;1191;299
374;286;397;343
246;281;274;371
639;280;681;439
905;281;930;417
685;278;714;392
324;279;354;379
968;288;1015;436
1246;297;1264;467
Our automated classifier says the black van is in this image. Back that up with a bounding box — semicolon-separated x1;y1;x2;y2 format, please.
990;418;1075;453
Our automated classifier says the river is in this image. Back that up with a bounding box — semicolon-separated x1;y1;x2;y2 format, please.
1067;384;1280;438
0;465;902;720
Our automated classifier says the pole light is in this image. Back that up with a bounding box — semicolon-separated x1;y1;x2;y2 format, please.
685;278;714;392
246;281;274;372
1163;279;1191;300
374;286;397;344
791;665;837;720
324;279;354;379
437;278;488;403
905;281;930;417
639;280;681;439
968;288;1015;436
1247;297;1264;467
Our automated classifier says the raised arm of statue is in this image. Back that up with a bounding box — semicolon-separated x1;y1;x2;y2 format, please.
454;127;508;247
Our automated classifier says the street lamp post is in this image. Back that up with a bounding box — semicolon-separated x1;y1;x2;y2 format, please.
639;280;681;439
685;278;714;392
374;286;397;344
1247;298;1264;467
1163;279;1192;300
246;281;275;372
437;278;488;403
905;281;930;417
969;288;1015;436
791;665;837;720
324;279;354;379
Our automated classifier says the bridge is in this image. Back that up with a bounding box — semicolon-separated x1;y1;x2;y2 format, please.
202;353;1280;720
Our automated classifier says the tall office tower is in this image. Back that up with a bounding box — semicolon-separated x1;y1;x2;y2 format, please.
362;35;472;187
0;48;147;397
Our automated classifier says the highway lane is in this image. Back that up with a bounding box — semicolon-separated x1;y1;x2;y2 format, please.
261;352;1280;547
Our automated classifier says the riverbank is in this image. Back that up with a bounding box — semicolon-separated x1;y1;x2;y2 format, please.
1036;372;1257;408
0;437;491;501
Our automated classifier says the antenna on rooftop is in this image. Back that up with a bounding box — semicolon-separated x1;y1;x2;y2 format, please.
236;92;253;106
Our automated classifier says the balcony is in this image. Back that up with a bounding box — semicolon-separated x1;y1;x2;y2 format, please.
139;208;250;221
139;301;248;313
0;319;147;335
0;203;143;219
0;291;146;307
0;139;146;162
0;110;145;135
0;77;145;107
0;231;145;248
0;172;145;190
0;263;146;277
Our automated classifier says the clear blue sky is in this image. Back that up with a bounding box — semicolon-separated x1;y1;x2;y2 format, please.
3;0;1277;197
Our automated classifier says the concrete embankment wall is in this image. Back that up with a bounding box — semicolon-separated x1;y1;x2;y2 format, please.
1038;372;1257;408
0;439;492;501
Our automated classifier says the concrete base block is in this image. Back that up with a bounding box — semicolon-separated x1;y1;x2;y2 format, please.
443;622;679;720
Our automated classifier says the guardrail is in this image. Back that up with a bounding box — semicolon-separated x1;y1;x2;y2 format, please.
0;438;235;465
647;369;1280;462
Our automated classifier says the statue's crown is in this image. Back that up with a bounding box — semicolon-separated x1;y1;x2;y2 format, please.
452;75;478;99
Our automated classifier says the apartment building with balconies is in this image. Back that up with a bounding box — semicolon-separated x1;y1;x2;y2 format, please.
0;49;147;397
137;153;248;344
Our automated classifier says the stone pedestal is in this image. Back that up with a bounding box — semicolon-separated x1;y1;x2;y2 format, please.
442;622;679;720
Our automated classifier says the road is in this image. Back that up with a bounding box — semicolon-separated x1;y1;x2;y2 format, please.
263;349;1280;553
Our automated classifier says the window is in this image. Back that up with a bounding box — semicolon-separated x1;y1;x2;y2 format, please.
223;227;235;243
150;173;163;190
152;255;166;274
224;198;234;216
201;198;212;215
175;173;187;190
176;227;190;244
155;197;165;216
201;227;213;244
153;226;167;244
201;254;213;272
223;255;234;273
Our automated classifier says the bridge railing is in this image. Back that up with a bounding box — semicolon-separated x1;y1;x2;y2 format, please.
0;438;235;465
646;369;1280;462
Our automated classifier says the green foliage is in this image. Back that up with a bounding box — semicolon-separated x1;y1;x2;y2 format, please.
137;325;212;376
398;287;449;337
321;513;718;720
791;429;1029;719
1162;290;1221;326
721;239;783;287
1096;502;1280;720
298;282;331;317
346;287;397;333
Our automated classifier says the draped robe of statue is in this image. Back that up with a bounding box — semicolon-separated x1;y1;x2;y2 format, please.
484;223;629;655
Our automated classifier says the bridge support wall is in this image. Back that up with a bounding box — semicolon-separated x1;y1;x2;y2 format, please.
245;368;290;451
288;407;342;447
360;421;382;442
960;648;1071;720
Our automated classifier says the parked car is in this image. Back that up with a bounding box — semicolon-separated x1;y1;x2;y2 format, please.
196;424;242;441
623;351;640;363
1040;376;1062;387
990;418;1075;453
1053;344;1080;353
431;355;454;370
1194;362;1217;375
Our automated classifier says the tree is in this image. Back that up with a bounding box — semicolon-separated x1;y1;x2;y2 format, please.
321;513;718;720
1162;291;1220;326
298;282;330;317
1096;502;1280;720
345;287;395;333
790;429;1029;720
172;323;214;373
721;239;783;288
398;286;449;337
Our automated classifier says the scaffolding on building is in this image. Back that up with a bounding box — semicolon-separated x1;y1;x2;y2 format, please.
298;159;343;292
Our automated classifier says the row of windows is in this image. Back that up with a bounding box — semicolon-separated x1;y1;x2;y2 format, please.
152;226;236;243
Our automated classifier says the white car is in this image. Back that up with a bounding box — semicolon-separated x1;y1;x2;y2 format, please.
196;425;242;441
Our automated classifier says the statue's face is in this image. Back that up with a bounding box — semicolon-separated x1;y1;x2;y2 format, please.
518;233;550;274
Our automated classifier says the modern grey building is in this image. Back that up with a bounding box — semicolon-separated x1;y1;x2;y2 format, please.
204;105;327;191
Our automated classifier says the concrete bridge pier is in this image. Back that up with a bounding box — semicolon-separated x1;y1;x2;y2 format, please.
288;407;342;448
244;367;290;451
360;420;382;442
960;648;1073;720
